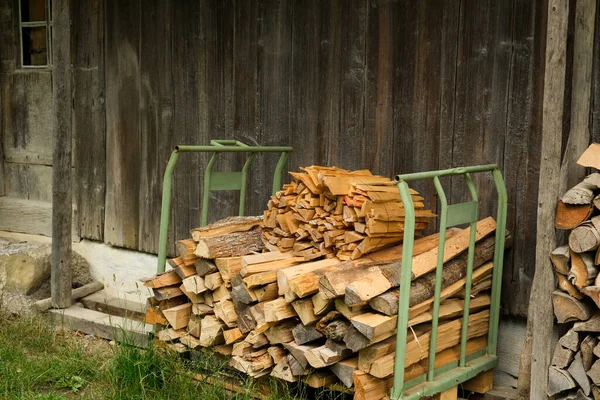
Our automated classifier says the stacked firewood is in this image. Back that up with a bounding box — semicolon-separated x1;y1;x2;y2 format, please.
550;173;600;399
262;166;434;261
143;212;506;399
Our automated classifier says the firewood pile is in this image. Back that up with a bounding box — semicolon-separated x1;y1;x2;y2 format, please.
142;167;508;400
550;173;600;399
262;166;434;261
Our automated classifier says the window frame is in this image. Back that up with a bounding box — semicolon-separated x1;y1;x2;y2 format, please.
18;0;53;69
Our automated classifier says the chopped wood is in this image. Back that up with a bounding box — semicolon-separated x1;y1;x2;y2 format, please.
291;298;319;325
254;283;279;302
555;201;594;230
176;239;196;258
213;299;238;328
277;258;340;297
195;258;218;276
587;360;600;384
179;282;204;303
570;217;600;253
162;302;192;330
141;269;182;289
264;298;297;322
552;291;595;323
324;320;351;342
204;272;224;290
153;286;184;302
223;328;245;344
188;315;201;337
581;335;597;371
312;292;334;315
191;216;263;240
557;273;585;300
548;367;577;397
157;328;186;342
230;274;257;305
215;257;242;283
552;245;572;275
574;312;600;332
199;315;225;347
264;319;296;344
305;340;352;368
560;329;581;352
283;341;318;369
271;356;297;382
561;173;600;205
552;343;575;369
173;264;197;279
181;275;207;294
568;351;592;395
192;303;214;316
195;228;264;259
330;357;357;388
292;323;323;345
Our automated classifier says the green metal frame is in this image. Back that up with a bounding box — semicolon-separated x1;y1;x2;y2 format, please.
156;140;292;274
391;165;507;400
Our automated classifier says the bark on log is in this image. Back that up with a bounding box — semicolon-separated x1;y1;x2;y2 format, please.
194;228;265;258
569;217;600;253
191;216;263;241
555;201;594;230
552;291;594;323
562;173;600;204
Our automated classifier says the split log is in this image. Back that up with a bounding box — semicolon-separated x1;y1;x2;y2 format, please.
271;356;298;382
181;275;207;294
223;328;245;344
264;298;297;322
264;319;296;344
192;303;214;316
195;228;264;259
574;312;600;332
282;341;318;369
560;329;581;351
199;315;225;347
240;251;303;276
180;335;201;349
305;340;352;368
561;173;600;205
557;273;585;300
215;257;242;281
191;216;262;241
230;275;257;305
195;258;217;276
552;343;575;369
324;320;352;342
141;269;182;289
555;201;594;230
162;302;192;330
587;360;600;384
582;286;600;307
570;217;600;253
580;335;597;371
213;299;238;328
552;245;572;275
277;258;340;298
568;351;592;395
254;283;279;302
188;315;201;337
330;357;357;388
204;272;224;290
153;286;184;302
367;310;489;378
173;264;197;279
552;291;594;323
292;323;323;345
291;298;319;325
548;366;577;397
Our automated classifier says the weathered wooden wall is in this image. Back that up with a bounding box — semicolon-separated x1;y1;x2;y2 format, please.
0;0;550;316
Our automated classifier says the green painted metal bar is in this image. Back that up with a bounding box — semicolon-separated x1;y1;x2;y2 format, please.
390;179;416;399
459;173;479;367
391;164;507;400
239;153;258;216
156;142;293;274
272;152;290;195
487;169;508;356
427;176;448;382
395;164;499;181
402;355;497;400
201;153;220;226
156;151;181;273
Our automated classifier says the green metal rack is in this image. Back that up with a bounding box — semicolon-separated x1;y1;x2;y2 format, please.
156;140;292;274
391;165;507;399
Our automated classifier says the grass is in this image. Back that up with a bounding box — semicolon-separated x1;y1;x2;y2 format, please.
0;308;348;400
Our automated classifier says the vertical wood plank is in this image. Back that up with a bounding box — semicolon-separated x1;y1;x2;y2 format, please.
290;0;328;171
0;0;16;72
249;0;293;213
363;0;395;176
591;0;600;143
501;0;543;316
558;0;596;194
51;0;72;308
518;1;569;398
104;0;142;249
138;0;174;253
72;0;106;241
328;1;368;170
171;1;202;239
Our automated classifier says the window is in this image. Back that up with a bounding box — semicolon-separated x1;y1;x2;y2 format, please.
19;0;52;67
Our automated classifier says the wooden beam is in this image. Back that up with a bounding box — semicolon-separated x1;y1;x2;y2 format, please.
51;0;73;308
558;0;597;195
517;0;570;398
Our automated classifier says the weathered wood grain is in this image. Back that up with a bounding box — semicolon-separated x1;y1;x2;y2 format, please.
72;0;106;241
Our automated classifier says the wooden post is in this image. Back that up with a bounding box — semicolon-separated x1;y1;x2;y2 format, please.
517;0;569;399
51;0;72;308
558;0;597;195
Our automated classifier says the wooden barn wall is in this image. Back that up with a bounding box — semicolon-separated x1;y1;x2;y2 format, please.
97;0;544;316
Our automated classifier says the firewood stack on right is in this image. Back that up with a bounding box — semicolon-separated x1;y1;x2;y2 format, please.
550;173;600;399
